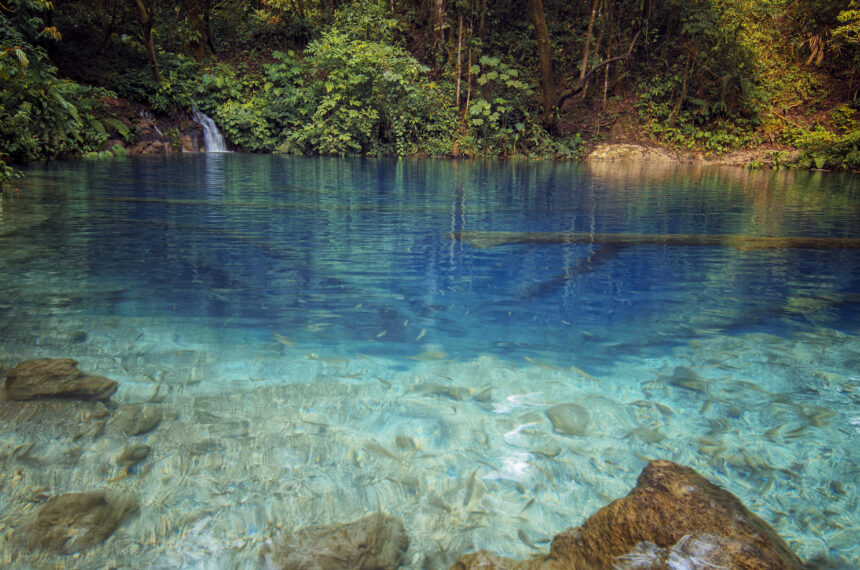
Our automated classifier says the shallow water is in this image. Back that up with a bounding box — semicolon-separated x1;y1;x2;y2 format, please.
1;155;859;568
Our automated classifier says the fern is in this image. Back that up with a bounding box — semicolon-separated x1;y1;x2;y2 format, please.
102;118;132;141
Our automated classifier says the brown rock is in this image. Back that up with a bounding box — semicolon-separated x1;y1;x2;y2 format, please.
261;512;409;570
452;460;804;570
549;460;803;569
4;358;118;401
109;404;162;435
127;139;169;155
116;444;151;468
26;492;138;554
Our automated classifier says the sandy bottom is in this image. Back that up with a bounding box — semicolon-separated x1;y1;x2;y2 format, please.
1;315;858;568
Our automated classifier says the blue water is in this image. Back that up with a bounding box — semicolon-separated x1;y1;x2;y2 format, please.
1;155;859;568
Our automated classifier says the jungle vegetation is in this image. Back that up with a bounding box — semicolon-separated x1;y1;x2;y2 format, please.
1;0;859;185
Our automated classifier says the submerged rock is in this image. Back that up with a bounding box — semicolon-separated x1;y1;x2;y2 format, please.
109;404;162;435
261;512;409;570
452;459;804;570
545;403;590;436
116;444;151;468
25;492;138;554
4;358;118;401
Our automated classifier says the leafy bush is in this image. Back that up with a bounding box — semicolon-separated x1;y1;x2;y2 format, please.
286;28;454;156
0;42;111;162
792;126;860;170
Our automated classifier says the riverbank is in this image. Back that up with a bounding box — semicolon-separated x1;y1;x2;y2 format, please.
103;99;806;171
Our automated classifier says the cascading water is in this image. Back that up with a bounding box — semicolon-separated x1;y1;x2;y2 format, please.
191;108;228;152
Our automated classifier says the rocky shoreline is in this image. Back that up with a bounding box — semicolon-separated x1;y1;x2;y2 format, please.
2;358;811;568
586;143;803;169
103;97;800;170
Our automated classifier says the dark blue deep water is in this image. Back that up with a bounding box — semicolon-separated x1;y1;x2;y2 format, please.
5;155;860;364
1;155;859;568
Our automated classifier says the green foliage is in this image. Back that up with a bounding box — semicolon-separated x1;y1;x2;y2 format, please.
3;0;858;167
0;42;109;162
285;28;454;156
790;124;860;171
831;104;858;133
466;55;534;154
329;0;402;44
1;159;21;188
632;0;772;152
214;98;273;152
835;9;860;45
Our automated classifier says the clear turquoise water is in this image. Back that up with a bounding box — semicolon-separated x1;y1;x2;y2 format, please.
1;155;859;568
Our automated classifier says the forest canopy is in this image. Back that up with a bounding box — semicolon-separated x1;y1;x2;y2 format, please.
1;0;859;184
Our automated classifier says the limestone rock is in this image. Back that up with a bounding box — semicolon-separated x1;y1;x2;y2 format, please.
548;460;803;569
261;512;409;570
4;358;118;401
452;460;804;570
26;492;138;554
116;444;151;468
545;403;590;436
126;137;169;155
109;404;162;435
587;144;678;162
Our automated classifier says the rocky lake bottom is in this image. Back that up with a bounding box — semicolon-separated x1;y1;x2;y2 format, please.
1;313;858;568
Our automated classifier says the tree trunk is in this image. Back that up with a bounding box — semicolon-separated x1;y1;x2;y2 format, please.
433;0;446;54
183;0;212;60
455;14;463;110
528;0;557;132
135;0;162;84
579;0;599;82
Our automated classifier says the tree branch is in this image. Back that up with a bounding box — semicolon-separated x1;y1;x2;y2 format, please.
556;29;641;110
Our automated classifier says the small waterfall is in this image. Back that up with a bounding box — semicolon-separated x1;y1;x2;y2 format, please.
138;109;163;135
192;108;228;152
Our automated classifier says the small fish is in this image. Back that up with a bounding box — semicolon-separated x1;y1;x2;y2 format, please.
517;529;540;550
305;353;348;363
416;328;427;341
428;495;452;512
403;319;408;326
408;349;448;361
273;332;294;346
373;375;391;387
376;330;387;338
463;469;481;507
395;435;417;450
300;418;330;428
364;441;401;463
764;424;784;440
569;364;600;382
412;382;469;400
523;355;559;371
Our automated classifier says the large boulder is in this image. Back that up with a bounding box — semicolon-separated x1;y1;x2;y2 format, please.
261;512;409;570
452;460;804;570
25;492;138;554
4;358;118;401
